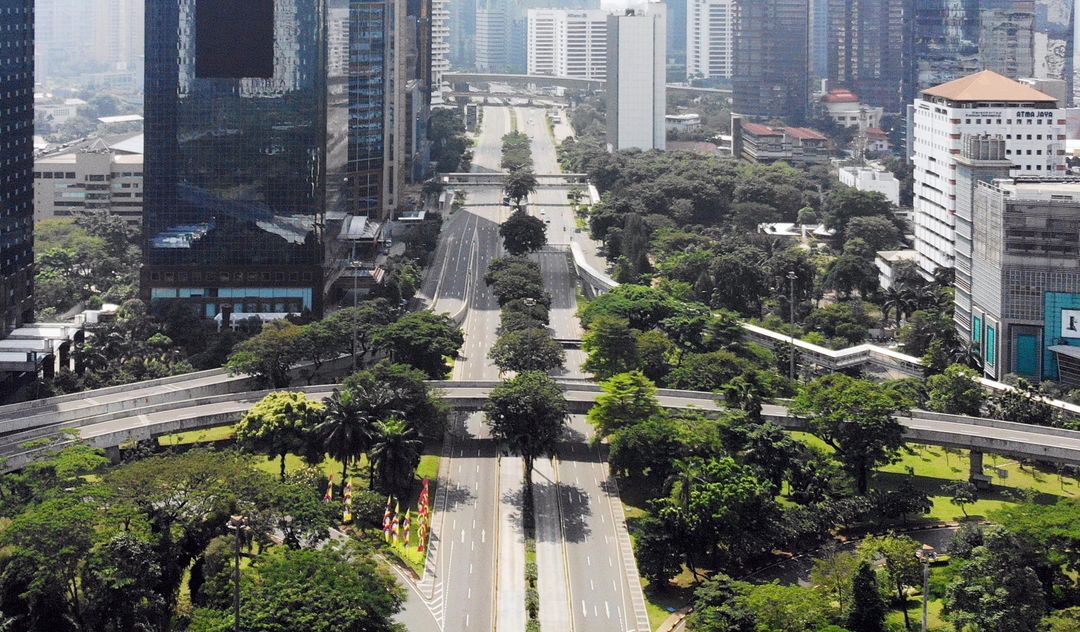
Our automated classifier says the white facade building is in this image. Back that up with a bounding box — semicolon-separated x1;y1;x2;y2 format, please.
838;165;901;206
33;134;144;226
686;0;734;80
912;70;1066;275
606;3;666;151
527;9;608;80
431;0;450;86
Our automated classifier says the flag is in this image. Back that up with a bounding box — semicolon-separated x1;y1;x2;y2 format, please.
382;496;393;542
417;516;428;552
391;500;401;544
402;510;411;549
323;475;333;502
342;479;354;523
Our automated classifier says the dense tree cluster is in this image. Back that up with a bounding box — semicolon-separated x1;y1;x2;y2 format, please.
429;108;472;172
0;448;403;632
484;257;564;375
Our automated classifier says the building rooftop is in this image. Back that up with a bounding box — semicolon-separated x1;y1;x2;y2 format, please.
97;114;144;124
37;132;143;160
667;141;718;155
996;178;1080;199
922;69;1058;103
741;122;782;137
784;127;827;141
822;89;859;104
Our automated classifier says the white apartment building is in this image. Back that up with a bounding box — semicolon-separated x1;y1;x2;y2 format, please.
912;70;1066;275
33;134;143;226
431;0;450;86
686;0;734;80
527;9;608;80
606;3;667;151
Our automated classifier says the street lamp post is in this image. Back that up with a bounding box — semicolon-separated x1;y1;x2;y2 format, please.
227;515;247;632
787;271;797;380
916;544;937;632
351;240;359;372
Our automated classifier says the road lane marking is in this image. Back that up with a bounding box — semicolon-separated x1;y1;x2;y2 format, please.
581;600;587;617
605;601;610;618
460;530;465;543
586;555;591;567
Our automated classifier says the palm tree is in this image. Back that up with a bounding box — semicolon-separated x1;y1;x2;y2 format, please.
723;375;763;420
369;418;423;497
880;286;914;329
317;388;377;485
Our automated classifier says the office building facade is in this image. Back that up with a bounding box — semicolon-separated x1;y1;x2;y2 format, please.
967;177;1080;386
431;0;450;85
911;70;1065;277
732;0;808;120
34;134;144;226
143;0;400;318
527;9;607;80
0;0;34;336
828;0;911;112
475;2;509;71
606;4;666;151
979;6;1035;79
686;0;735;81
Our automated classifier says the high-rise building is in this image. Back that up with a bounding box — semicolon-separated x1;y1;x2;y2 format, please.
527;9;607;80
911;70;1065;277
143;0;398;318
666;0;688;81
0;0;34;337
979;6;1035;79
731;0;808;120
808;0;829;79
1031;0;1074;104
91;0;144;71
686;0;735;81
431;0;450;85
475;1;509;71
449;0;477;68
828;0;911;112
34;0;93;83
606;3;666;151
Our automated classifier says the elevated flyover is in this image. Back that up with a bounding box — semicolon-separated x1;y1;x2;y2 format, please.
440;172;589;188
3;380;1079;479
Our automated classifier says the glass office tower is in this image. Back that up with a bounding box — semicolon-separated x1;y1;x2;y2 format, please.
143;0;388;319
0;1;34;336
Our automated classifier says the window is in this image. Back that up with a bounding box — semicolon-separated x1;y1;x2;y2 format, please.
986;326;996;366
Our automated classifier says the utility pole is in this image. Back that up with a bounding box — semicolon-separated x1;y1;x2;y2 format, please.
916;544;937;632
351;239;359;371
787;271;797;379
228;515;247;632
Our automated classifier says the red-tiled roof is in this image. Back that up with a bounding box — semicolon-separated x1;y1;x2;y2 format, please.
823;89;859;103
866;127;888;139
783;127;827;141
741;122;781;136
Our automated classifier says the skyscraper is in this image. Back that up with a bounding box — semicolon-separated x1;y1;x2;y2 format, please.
0;0;34;336
527;9;608;80
431;0;450;85
686;0;735;81
666;0;688;81
143;0;394;318
732;0;808;120
606;3;667;151
828;0;911;112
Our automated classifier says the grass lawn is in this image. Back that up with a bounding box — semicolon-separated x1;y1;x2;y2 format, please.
887;598;951;631
789;432;1078;524
158;425;236;446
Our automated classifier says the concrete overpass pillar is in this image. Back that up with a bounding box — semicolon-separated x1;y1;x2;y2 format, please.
969;450;992;488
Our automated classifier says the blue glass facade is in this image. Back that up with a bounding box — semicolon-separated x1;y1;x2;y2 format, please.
143;0;389;318
0;1;34;336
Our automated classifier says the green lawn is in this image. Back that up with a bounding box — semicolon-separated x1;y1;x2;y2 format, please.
790;432;1079;524
157;425;236;445
887;597;951;631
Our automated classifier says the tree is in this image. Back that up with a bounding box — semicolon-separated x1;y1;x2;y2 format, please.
369;418;423;498
926;363;985;416
846;561;886;632
810;544;860;614
375;310;464;378
880;286;915;329
504;168;538;204
609;415;697;490
582;315;639;379
987;378;1056;426
189;544;403;632
296;321;340;384
900;309;957;357
484;371;568;488
317;387;379;484
587;371;660;438
636;329;675;383
792;374;907;494
822;187;896;241
859;534;922;631
489;327;565;374
634;516;683;588
237;391;326;481
500;209;547;255
685;574;757;632
942;480;978;517
323;299;395;360
81;533;165;632
738;582;833;632
225;320;303;388
944;527;1047;632
845;216;902;253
